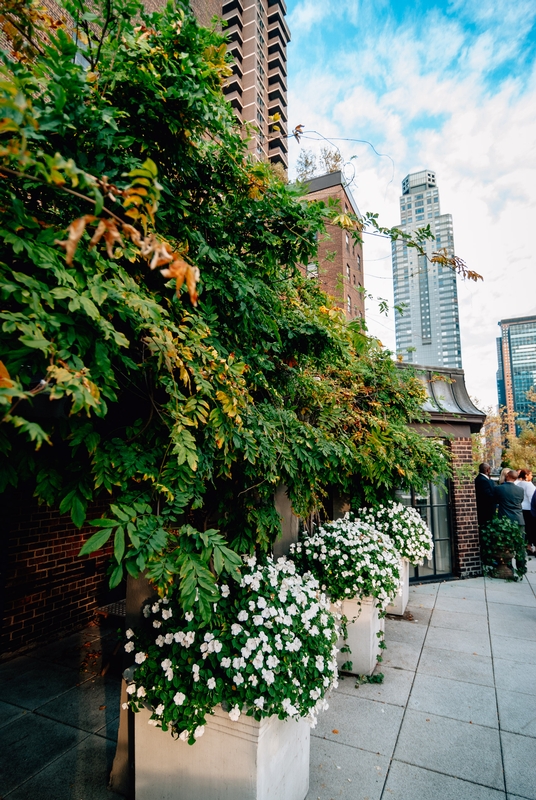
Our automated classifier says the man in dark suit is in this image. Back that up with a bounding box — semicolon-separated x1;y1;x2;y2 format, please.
474;462;496;530
494;470;525;529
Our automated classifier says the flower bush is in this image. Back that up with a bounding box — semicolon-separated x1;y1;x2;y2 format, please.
290;518;401;606
358;503;433;566
480;516;527;580
124;556;338;743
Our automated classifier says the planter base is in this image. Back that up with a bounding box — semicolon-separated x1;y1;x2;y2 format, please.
135;705;310;800
334;596;383;676
386;559;409;616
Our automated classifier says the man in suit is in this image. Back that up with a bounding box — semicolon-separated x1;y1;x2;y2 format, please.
474;462;496;530
494;470;525;529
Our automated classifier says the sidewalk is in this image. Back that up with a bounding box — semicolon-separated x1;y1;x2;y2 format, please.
0;559;535;800
310;558;536;800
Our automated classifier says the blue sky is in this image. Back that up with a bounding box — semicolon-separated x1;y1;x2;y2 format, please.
285;0;536;410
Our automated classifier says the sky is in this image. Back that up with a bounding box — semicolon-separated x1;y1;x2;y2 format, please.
284;0;536;411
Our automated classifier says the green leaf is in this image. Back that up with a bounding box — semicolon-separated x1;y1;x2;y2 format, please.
109;563;124;588
89;518;118;528
114;526;125;563
79;527;113;556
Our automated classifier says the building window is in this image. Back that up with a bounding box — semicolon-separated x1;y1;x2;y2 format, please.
347;295;352;315
346;263;351;279
357;254;361;269
345;232;349;251
353;274;356;285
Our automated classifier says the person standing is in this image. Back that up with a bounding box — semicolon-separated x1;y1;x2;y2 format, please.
518;469;536;554
474;463;496;531
494;470;525;528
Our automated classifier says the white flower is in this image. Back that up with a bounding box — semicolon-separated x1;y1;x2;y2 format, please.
126;628;134;639
174;692;186;706
179;730;189;741
252;652;264;670
254;697;265;709
154;704;165;716
228;705;241;722
249;674;258;686
137;686;146;698
207;677;216;690
142;605;151;618
126;684;136;695
252;615;264;626
194;726;205;739
257;596;267;609
122;702;128;710
221;584;230;598
262;669;275;685
152;603;160;613
161;659;172;671
134;652;147;664
162;608;173;620
234;673;244;685
266;655;279;669
220;657;231;668
185;611;194;622
124;641;135;653
153;620;161;628
237;610;248;622
155;635;165;647
315;655;324;672
231;624;242;636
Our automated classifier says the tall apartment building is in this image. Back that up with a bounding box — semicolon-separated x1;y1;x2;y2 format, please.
305;171;365;321
221;0;289;168
392;170;462;368
496;315;536;436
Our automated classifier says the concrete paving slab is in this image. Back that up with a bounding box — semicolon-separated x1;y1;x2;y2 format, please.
437;583;486;600
409;583;440;596
501;730;536;799
406;593;436;609
0;700;27;730
394;709;504;790
383;760;506;800
489;616;536;642
37;675;121;737
486;591;536;608
408;673;499;728
424;625;491;657
0;660;90;710
313;691;404;757
496;688;536;737
336;665;414;707
0;712;88;796
381;639;421;671
490;634;536;665
0;656;37;683
4;733;123;800
25;630;115;674
385;617;428;646
306;737;389;800
433;595;488;616
430;608;489;633
493;657;536;694
418;645;495;686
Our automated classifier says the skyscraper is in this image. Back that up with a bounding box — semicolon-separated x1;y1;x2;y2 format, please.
392;170;462;368
496;315;536;436
220;0;289;168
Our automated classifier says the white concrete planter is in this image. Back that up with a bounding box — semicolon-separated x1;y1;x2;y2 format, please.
333;595;384;676
386;558;410;616
134;704;310;800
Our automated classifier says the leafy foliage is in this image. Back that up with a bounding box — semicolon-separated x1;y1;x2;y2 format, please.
0;0;451;615
480;516;527;580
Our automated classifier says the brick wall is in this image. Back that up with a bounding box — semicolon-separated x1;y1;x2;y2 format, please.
1;495;114;659
449;438;482;578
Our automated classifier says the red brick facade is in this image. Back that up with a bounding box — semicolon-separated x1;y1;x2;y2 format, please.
1;495;113;659
449;437;482;578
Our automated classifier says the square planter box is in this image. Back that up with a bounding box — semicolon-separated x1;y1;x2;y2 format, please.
333;595;384;676
386;558;410;616
135;704;310;800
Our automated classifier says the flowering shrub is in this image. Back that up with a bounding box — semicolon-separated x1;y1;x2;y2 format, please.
358;503;433;566
290;518;401;605
124;556;338;743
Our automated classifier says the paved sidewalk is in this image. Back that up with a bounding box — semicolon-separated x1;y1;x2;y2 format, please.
309;558;536;800
0;560;535;799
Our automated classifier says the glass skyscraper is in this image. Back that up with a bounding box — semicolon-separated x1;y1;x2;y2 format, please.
497;315;536;436
392;170;462;368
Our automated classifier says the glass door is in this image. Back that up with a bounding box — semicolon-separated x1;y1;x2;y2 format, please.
396;477;453;581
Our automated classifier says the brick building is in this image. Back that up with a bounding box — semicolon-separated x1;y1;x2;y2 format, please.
402;365;486;580
305;171;365;321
